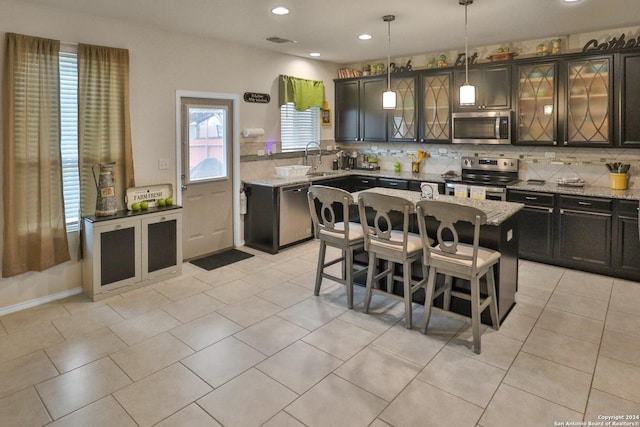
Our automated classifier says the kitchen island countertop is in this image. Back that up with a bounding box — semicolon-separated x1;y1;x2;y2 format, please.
353;188;523;226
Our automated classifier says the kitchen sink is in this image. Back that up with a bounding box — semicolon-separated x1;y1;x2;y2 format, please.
306;171;343;177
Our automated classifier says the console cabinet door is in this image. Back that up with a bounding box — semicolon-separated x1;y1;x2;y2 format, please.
141;212;182;280
84;217;142;295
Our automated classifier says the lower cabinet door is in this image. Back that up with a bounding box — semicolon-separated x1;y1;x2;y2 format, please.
518;206;554;261
557;209;612;269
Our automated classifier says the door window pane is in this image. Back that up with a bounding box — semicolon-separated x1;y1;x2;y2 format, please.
187;106;227;182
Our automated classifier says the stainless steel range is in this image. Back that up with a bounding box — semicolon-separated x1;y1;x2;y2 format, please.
445;156;520;200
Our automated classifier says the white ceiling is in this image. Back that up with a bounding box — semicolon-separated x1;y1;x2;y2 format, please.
19;0;640;64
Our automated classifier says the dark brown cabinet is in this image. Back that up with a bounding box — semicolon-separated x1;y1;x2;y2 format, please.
388;73;418;142
560;55;614;147
613;199;640;280
378;178;409;190
454;65;512;111
507;190;555;262
617;52;640;147
419;70;452;143
335;77;386;142
556;195;612;271
514;61;558;145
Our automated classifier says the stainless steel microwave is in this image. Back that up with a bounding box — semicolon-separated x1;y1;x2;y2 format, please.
451;111;511;144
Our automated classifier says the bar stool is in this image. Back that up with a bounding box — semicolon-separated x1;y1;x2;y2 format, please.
357;192;428;328
308;185;366;309
416;200;500;354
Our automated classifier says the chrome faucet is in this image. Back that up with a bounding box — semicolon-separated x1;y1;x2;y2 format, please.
304;141;322;170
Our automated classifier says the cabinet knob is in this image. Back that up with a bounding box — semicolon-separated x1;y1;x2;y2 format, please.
564;141;568;145
553;141;557;146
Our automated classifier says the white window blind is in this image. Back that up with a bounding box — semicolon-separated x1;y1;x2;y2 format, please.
280;102;320;152
59;51;80;230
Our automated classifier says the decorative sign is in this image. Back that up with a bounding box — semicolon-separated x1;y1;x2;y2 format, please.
320;109;331;126
454;52;478;67
390;59;413;73
583;33;640;52
243;92;270;104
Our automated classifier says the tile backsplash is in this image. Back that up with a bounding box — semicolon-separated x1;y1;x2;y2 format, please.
240;140;639;189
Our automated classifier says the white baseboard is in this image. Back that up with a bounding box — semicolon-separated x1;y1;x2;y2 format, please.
0;287;83;317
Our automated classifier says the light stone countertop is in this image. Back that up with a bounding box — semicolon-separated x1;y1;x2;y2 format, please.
242;169;447;187
242;168;640;201
507;181;640;200
353;188;523;226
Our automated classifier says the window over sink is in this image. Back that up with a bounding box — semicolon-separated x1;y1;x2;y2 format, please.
280;102;320;152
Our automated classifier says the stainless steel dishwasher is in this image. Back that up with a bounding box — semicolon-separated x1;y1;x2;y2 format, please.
279;184;312;247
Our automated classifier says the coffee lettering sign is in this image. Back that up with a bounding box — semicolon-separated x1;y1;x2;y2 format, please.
243;92;271;104
583;33;640;52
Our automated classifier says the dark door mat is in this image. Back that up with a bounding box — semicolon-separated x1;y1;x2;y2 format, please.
189;249;254;271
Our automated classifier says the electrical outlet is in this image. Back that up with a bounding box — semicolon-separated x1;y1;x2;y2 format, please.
371;146;378;152
326;145;332;151
158;158;169;170
257;149;265;156
545;152;556;158
438;148;448;154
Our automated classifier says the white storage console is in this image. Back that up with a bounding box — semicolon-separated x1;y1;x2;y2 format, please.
82;206;182;300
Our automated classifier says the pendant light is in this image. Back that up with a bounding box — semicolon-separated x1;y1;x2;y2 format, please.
382;15;396;110
459;0;476;106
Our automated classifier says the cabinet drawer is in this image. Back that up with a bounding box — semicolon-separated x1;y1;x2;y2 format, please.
617;199;640;217
559;195;612;213
508;190;554;207
378;178;409;190
351;176;377;189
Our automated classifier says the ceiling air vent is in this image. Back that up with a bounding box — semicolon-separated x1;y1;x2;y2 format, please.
266;36;296;44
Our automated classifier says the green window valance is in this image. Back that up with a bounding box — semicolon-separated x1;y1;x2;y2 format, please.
279;74;325;111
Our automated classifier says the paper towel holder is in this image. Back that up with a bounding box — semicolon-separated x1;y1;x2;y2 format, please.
242;128;265;138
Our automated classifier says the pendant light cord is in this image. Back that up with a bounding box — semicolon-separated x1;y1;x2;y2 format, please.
383;15;395;91
464;2;469;84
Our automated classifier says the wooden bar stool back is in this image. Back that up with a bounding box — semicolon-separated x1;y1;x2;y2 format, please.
416;200;501;354
357;192;427;328
308;185;366;309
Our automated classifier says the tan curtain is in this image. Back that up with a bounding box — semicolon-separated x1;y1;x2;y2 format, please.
78;44;135;215
2;33;70;278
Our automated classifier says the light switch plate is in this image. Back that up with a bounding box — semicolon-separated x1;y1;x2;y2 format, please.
257;150;265;156
158;158;169;170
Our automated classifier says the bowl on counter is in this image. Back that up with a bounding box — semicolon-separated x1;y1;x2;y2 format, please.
275;165;311;178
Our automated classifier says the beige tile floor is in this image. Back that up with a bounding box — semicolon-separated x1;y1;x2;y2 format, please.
1;240;640;427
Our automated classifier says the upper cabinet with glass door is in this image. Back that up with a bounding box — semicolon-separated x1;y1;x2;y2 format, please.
388;74;417;142
515;61;557;145
419;70;452;143
562;55;613;147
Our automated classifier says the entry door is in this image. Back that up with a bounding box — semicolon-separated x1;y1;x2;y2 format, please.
180;97;234;260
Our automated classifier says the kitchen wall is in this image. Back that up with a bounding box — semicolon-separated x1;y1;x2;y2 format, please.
0;0;337;312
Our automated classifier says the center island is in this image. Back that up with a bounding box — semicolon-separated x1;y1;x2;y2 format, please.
352;187;524;324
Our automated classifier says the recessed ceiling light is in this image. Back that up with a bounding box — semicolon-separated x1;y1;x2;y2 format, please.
309;52;321;57
358;34;372;40
563;0;582;2
271;6;289;15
